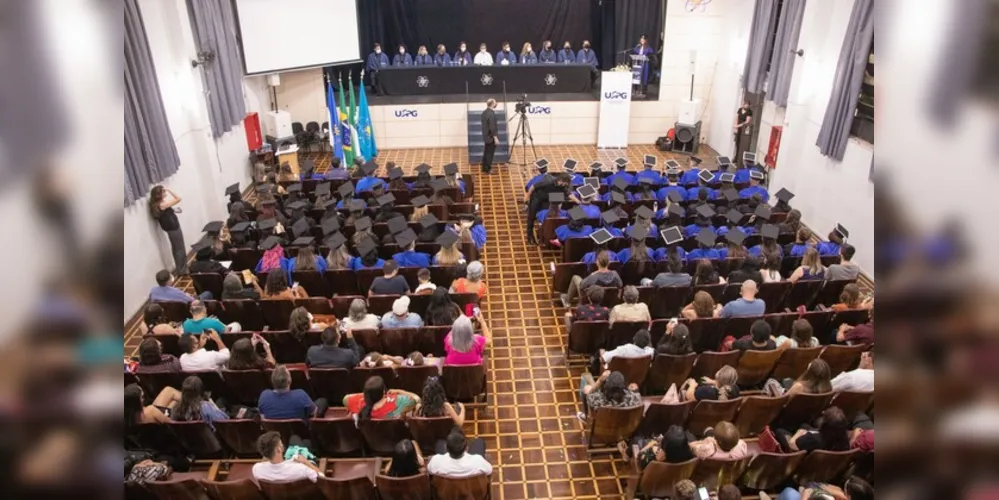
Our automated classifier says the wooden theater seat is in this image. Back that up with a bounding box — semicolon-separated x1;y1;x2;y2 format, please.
686;398;742;437
639;399;696;437
739;451;808;491
257;478;324;500
771;347;823;381
690;457;750;491
608;354;652;387
358;418;412;455
375;473;433;500
735;349;784;387
733;395;789;437
645;353;697;395
309;416;365;456
586;405;644;453
407;415;458;452
625;457;698;499
830;390;874;419
431;473;491;500
690;351;741;379
144;470;211;500
819;344;867;377
442;363;487;403
792;449;862;485
775;392;835;429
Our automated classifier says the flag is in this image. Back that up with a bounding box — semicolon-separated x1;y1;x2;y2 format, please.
338;75;355;166
356;78;378;160
348;77;360;161
326;79;343;164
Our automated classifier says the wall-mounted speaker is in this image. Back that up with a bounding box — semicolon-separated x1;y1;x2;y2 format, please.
673;120;701;154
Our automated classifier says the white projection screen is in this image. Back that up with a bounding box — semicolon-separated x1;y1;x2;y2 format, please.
235;0;361;75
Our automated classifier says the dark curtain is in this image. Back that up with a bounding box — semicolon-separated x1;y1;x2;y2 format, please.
186;0;246;138
612;0;664;68
742;0;779;94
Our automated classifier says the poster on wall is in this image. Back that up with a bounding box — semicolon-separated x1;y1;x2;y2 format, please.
597;71;633;148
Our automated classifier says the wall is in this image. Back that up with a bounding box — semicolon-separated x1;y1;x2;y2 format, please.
124;0;253;320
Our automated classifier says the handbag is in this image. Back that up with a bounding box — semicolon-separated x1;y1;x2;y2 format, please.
758;426;783;453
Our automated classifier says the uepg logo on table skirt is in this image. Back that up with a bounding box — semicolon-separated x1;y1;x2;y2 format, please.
603;91;630;100
527;106;551;115
394;109;419;118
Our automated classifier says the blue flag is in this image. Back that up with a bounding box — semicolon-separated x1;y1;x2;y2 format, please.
357;80;378;159
326;80;344;163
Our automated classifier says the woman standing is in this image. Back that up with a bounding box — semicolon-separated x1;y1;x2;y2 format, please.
148;185;187;274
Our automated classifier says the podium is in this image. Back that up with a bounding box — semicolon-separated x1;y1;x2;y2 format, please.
276;145;300;176
629;54;648;98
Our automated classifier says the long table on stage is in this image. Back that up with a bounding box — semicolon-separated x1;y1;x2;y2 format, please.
377;64;594;95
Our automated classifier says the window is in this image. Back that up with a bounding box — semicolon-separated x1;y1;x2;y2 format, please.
850;40;874;144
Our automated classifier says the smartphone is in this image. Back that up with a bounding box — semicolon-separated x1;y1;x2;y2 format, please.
292;282;300;289
698;487;710;500
668;317;679;327
473;306;481;317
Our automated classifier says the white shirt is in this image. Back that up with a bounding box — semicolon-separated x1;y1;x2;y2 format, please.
830;368;874;392
179;348;230;372
427;452;493;478
602;344;654;364
474;52;494;66
252;460;321;483
415;283;438;293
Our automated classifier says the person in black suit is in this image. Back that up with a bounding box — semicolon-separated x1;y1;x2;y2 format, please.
480;99;499;174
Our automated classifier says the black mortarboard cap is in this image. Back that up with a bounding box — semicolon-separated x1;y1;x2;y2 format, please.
691;156;703;165
667;190;684;204
639;176;658;186
722;188;740;202
419;213;439;229
231;221;251;233
584;176;600;188
563;158;578;172
260;196;276;206
259;235;281;250
589;162;603;172
321;217;340;236
291;236;315;247
634;205;654;220
600;210;620;226
666;160;681;170
355;216;373;231
661;226;684;245
415;163;432;174
535;158;550;171
443;162;459;175
322;198;339;210
698;169;714;184
568;206;587;222
610;191;627;205
695;204;715;219
666;168;682;177
376;193;396;207
719;173;736;184
643;155;657;167
743;152;757;164
387;216;408;235
717;156;731;166
388;167;404;180
291;218;310;237
667;204;685;217
339;181;355;198
761;224;780;239
696;228;717;248
754;204;772;221
750;169;765;181
612;176;630;192
191;238;212;253
436;230;459;247
348;199;367;212
361;161;378;176
325;232;347;250
287;200;309;211
575;184;598;200
394;228;418;247
287;183;303;193
614;157;628;169
628;224;650;240
549;192;565;204
726;227;747;246
257;218;277;232
590;228;613;245
315;182;331;197
775;188;795;203
202;221;224;234
411;195;430;208
430;178;450;192
834;223;850;239
356;236;378;256
225;183;240;196
726;209;745;226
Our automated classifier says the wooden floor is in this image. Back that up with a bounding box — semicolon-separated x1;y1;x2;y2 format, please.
125;144;724;500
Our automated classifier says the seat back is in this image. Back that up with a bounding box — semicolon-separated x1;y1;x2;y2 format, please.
735;349;784;387
645;353;697;394
262;331;309;364
785;280;825;310
357;418;412;455
189;371;230;403
739;451;807;490
220;300;266;331
379;328;424;356
828;308;871;334
125;480;156;500
639;400;695;437
792;449;861;485
757;281;792;313
367;294;401;317
202;478;265;500
798;310;835;344
687;398;742;437
776;392;834;429
830;390;874;419
316;475;377;500
260;418;310;448
650;286;692;319
606;321;649;351
430;474;490;500
690;457;750;491
144;476;210;500
166;421;222;457
552;263;588;293
350;365;398;393
567;321;608;355
407;415;458;451
136;372;187;400
587;405;644;448
308;368;352;403
158;301;192;322
771;347;823;380
812;279;856;308
685;317;728;352
258;299;297;330
819;344;867;376
375;473;433;500
292;270;330;298
733;395;789;437
257;478;324;500
441;363;486;402
214;419;263;457
310;417;365;455
351;328;382;354
636;458;698;498
191;273;224;299
690;351;741;379
607;355;652;387
396;364;440;395
222;370;272;406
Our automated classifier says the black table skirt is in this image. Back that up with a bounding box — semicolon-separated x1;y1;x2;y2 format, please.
376;64;594;96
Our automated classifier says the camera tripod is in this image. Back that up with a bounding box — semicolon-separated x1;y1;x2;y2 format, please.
509;110;538;167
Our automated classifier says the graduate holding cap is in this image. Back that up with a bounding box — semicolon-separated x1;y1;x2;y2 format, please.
657;197;686;227
773;187;795;212
200;220;232;261
735;152;757;184
392;229;433;267
553;206;594;247
409;164;434;190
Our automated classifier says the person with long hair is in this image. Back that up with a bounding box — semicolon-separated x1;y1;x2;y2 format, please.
622;423;697;471
681;290;721;320
136;338;181;374
777;406;851;452
124;383;180;430
341;298;381;330
349;238;386;270
262;268;307;300
290;245;327;276
785;359;833;396
789;247;826;283
776;318;820;349
140;303;180;335
344;376;420;420
147;185;188;274
425;287;462;326
519;42;538;64
221;272;264;300
433;234;466;266
449;261;487;298
386;439;425;477
832;283;873;311
171;376;229;429
656;323;693;355
779;209;802;234
325;237;354;270
288;307;330;342
226;337;276;370
683;365;740;401
760;250;783;283
227;200;249;229
415;376;465;426
444;314;492;365
692;259;725;286
787;228;812;257
255;239;290;275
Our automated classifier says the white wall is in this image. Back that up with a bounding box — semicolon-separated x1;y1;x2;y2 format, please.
125;0;253;320
244;69;330;126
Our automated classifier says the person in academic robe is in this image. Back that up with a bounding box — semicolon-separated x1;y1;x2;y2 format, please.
536;194;566;226
539;41;557;64
685;205;717;238
635;158;662;186
603;159;635;186
657;169;687;203
453;42;472;66
366;43;390;93
679;156;704;186
495;42;516;66
624;206;658;243
414;45;434;66
552;207;594;247
474;43;494;66
520;42;538;64
525;160;550;193
393;44;413;66
570;189;601;219
686;229;722;260
633;35;654;93
434;44;452;66
576;41;598;67
739;171;770;203
527;174;569;244
355;162;386;193
557;41;576;63
392;230;432;267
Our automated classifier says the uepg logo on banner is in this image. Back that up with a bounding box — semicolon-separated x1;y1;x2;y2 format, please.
603;91;630;101
527;106;551;115
394;109;419;118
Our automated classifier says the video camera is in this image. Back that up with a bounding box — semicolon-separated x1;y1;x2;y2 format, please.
514;93;531;114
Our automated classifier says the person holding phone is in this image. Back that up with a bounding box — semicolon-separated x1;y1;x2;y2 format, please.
148;185;188;274
443;313;491;365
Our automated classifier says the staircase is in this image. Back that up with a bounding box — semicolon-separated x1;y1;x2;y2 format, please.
466;110;511;165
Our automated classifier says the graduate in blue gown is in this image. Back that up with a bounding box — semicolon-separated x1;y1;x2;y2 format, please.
604;158;635;186
443;163;466;195
687;228;722;260
570;186;601;219
635;177;659;202
734;152;757;184
537;191;566;224
576;41;598;67
817;225;848;256
553;206;594;246
562;159;585;186
520;43;538;65
391;229;432;267
625;206;658;244
557;41;576;63
679;156;705;186
685;204;717;238
393;45;413;66
287;240;328;284
539;41;557;64
786;228;811;257
748;224;784;259
654;241;688;263
657;168;687;203
349;237;385;270
327;157;350;180
254;236;292;276
495;42;517;66
433;45;452;66
712;160;734;184
456;213;487;250
635;155;663;186
366;43;390;73
355;162;386;193
583;225;620;266
582;245;620;266
600;183;634;204
617;224;654;263
525;159;550;193
414;46;434;66
716;208;757;238
716;229;749;261
739;170;770;203
633;35;655;91
686;177;717;202
453;42;472;66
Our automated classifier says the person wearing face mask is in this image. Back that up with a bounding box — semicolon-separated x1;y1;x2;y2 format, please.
474;43;494;66
454;41;471;66
520;42;538;64
393;44;413;66
558;41;576;63
434;44;452;66
414;45;433;66
577;40;597;67
366;43;390;94
539;40;557;63
494;41;516;66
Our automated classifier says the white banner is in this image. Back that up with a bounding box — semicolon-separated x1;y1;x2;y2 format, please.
597;71;632;148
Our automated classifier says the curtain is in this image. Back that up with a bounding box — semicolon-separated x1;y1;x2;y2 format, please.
766;0;806;107
742;0;778;94
124;0;180;207
186;0;246;138
815;0;874;160
612;0;665;70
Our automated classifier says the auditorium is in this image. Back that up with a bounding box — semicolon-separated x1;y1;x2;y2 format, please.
124;0;874;498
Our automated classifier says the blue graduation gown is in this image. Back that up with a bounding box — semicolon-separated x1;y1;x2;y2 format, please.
653;246;688;262
433;53;452;66
349;257;385;271
635;170;663;186
680;169;702;186
716;247;749;260
576;49;598;67
537;208;566;224
256;257;292;283
520;52;538;65
739;186;770;203
570;173;586;186
788;244;809;257
356;177;387;193
469;225;487;249
600;191;635;203
525;174;546;192
453;51;472;65
716;226;757;237
557;49;576;63
616;247;654;262
748;245;784;259
579;204;601;219
555;225;594;243
327;168;350;180
432;252;465;266
583;250;621;266
817;242;841;256
288;256;328;284
686;187;717;200
633;45;654;84
734;168;752;184
685;224;716;238
604;171;636;186
366;52;390;72
414;54;434;66
495;51;516;65
657;185;687;203
687;248;721;260
392;250;433;268
539;49;557;64
393;53;414;66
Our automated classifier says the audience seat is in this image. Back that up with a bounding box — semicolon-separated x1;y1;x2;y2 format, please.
407;415;458;452
775;392;835;429
586;405;644;452
144;470;211;500
792;449;862;485
626;457;698;500
222;369;272;406
733;395;790;437
650;286;691;318
758;281;793;314
310;416;365;456
214;419;263;457
607;321;650;351
257;478;324;500
567;321;608;356
191;273;224;299
683;318;727;353
735;349;784;387
375;473;433;500
260;418;310;448
358;418;413;455
739;451;808;491
812;279;856;308
167;421;223;458
690;457;750;492
442;363;487;403
351;365;398;393
830;390;874;419
373;327;423;356
308;368;352;404
608;354;652;387
771;347;824;380
819;344;867;376
202;477;265;500
220;300;266;331
645;353;697;394
316;468;378;500
686;398;742;437
689;351;741;379
639;400;696;437
396;364;440;395
431;473;491;500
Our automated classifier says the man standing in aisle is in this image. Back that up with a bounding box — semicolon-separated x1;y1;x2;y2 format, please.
480;99;499;175
733;100;753;161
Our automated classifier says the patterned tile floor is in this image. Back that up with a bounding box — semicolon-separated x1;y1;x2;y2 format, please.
124;144;720;500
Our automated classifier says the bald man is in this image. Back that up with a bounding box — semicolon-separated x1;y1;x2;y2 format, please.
480;99;499;174
719;280;766;317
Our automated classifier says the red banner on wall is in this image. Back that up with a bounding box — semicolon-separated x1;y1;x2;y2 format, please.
765;125;782;169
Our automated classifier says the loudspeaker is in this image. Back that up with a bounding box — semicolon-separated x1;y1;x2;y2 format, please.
678;99;702;125
673;121;701;154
